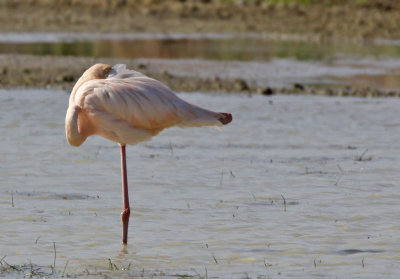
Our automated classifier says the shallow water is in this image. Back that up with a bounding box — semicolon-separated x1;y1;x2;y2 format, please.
1;32;400;61
1;89;400;278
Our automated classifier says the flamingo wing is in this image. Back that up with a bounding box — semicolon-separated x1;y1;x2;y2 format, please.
73;69;224;145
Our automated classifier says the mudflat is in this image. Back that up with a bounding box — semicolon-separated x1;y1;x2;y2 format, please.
1;0;399;40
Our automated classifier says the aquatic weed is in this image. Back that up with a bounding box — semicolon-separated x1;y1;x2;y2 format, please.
355;149;372;161
0;257;53;278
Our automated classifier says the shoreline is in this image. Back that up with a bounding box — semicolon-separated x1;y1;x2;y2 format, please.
1;54;399;98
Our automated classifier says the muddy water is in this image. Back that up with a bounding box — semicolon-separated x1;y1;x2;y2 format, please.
1;89;400;278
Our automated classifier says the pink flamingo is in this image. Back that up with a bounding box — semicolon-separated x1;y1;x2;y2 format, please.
65;64;232;244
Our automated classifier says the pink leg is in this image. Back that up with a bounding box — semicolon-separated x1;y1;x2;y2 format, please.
120;144;130;244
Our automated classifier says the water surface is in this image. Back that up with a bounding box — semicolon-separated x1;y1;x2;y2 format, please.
1;89;399;278
2;32;400;61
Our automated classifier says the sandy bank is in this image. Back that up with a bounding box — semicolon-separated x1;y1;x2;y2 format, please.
1;54;398;97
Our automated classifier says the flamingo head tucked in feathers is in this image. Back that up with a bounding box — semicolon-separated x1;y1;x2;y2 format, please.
83;63;112;80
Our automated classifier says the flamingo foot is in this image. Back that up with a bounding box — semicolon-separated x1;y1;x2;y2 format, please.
121;207;131;244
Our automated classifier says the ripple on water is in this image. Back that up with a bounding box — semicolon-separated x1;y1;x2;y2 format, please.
7;190;98;200
336;249;385;255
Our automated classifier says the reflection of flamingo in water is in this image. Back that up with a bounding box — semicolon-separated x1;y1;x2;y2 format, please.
65;64;232;244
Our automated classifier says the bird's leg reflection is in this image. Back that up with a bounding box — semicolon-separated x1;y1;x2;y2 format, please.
120;243;129;254
120;144;130;245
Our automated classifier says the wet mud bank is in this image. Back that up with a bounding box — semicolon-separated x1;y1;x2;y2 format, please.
1;54;399;97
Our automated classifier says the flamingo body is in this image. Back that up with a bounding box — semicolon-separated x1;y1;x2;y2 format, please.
66;64;231;147
65;64;232;244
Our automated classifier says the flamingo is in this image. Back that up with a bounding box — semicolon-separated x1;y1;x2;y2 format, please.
65;64;232;244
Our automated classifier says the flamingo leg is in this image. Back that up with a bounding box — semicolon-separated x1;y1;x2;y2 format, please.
120;144;130;244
